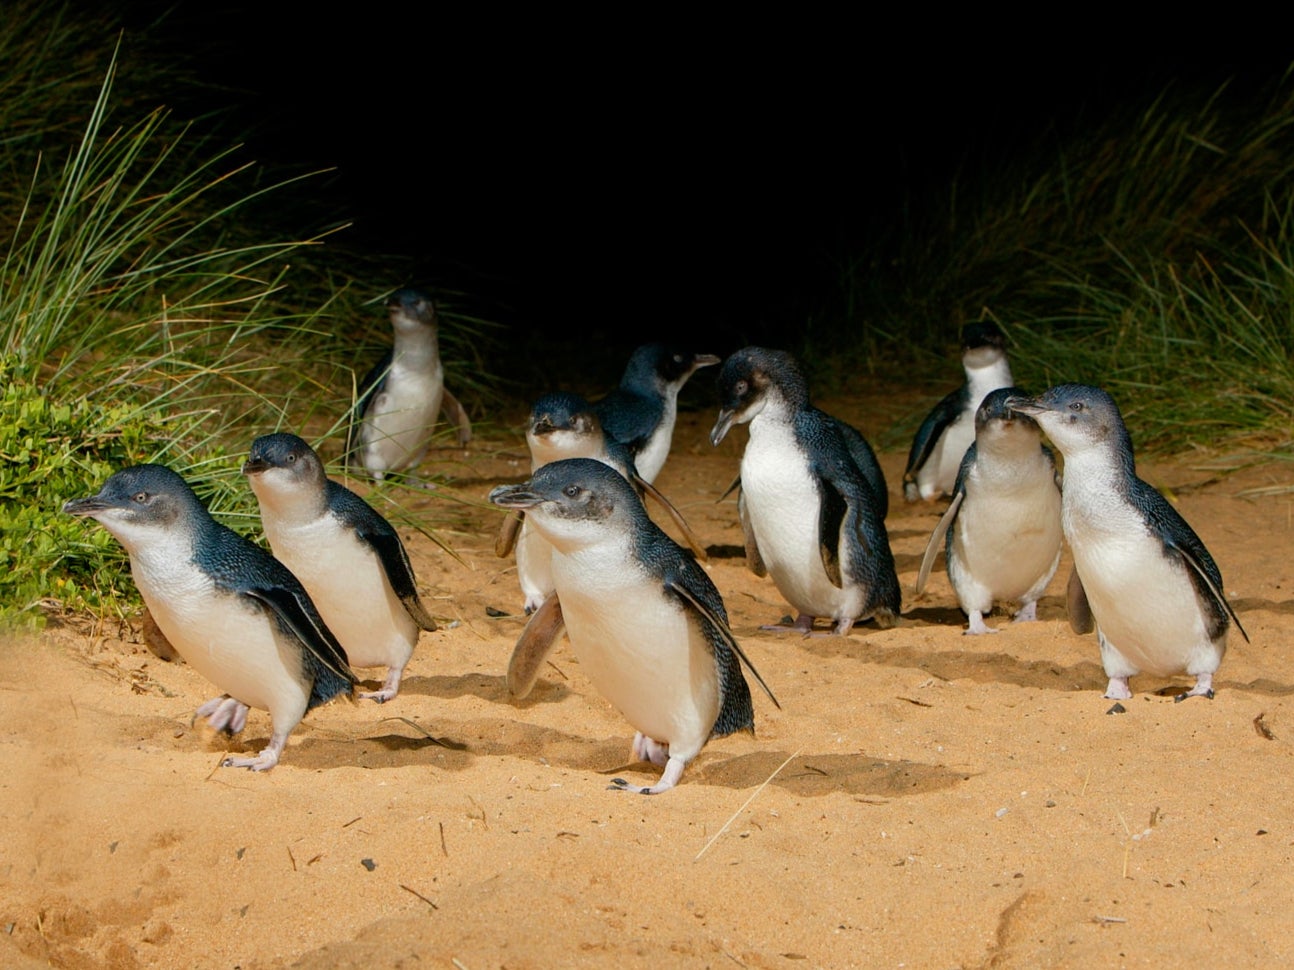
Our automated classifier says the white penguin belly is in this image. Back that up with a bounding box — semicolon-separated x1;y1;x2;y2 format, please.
742;421;863;620
920;416;974;500
1066;503;1218;677
129;550;311;721
551;547;718;761
361;361;443;474
951;471;1061;609
263;517;416;671
633;400;676;484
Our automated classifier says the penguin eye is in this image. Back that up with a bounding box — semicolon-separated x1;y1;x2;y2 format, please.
673;354;685;364
286;453;297;463
563;484;581;498
132;491;149;504
734;379;748;396
1069;401;1086;413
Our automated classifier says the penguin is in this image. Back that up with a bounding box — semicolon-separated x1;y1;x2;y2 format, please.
1008;384;1249;700
710;347;901;635
903;321;1014;502
499;391;706;613
346;288;472;484
62;464;356;770
489;458;778;794
593;344;721;484
243;433;438;702
915;387;1062;634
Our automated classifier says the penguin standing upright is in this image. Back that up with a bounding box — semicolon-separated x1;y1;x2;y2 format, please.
593;344;720;484
1009;384;1248;700
916;387;1062;634
347;288;472;483
63;465;355;770
711;347;900;636
243;433;437;702
904;322;1014;502
490;458;777;794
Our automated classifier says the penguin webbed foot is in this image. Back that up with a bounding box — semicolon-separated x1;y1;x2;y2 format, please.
359;670;403;704
631;732;669;767
609;755;686;795
1012;601;1039;624
1103;676;1133;700
1174;673;1215;703
195;695;250;736
221;731;287;771
964;611;998;636
760;614;818;637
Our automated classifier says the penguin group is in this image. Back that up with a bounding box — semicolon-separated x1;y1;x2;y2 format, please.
63;296;1250;791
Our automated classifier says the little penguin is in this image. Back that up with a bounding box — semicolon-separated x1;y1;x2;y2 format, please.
593;344;721;484
489;458;778;794
500;391;706;613
903;321;1014;502
63;464;356;770
710;346;901;636
916;387;1062;634
1008;384;1249;700
346;287;472;484
243;433;438;702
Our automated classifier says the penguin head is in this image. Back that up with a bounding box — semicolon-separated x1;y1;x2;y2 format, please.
386;288;437;333
622;344;722;392
710;346;807;445
243;434;327;500
961;322;1008;370
1008;384;1134;466
526;392;605;464
62;464;203;552
489;458;639;552
974;386;1042;445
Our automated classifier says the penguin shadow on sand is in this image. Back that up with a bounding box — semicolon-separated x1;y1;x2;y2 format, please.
695;749;970;799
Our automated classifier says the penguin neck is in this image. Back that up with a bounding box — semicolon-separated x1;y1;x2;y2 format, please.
1059;446;1135;522
391;327;440;370
964;352;1012;402
251;477;330;529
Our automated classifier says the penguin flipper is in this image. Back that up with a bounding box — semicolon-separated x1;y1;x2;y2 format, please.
903;389;962;499
440;387;472;446
916;489;963;594
1066;568;1094;635
507;595;565;698
361;528;439;631
664;575;779;710
496;510;524;558
816;478;853;588
345;351;393;468
243;585;357;696
1173;541;1250;644
635;474;707;561
737;488;766;577
833;418;889;521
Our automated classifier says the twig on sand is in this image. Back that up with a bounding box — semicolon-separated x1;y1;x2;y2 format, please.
695;747;801;863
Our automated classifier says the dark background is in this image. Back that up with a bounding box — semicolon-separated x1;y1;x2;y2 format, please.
122;7;1292;358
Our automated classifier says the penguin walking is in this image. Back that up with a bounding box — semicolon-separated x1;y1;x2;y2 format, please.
347;288;472;484
903;322;1014;502
243;433;438;702
916;388;1062;634
489;459;778;794
711;347;900;636
593;344;720;484
63;465;355;770
1009;384;1248;700
499;391;706;613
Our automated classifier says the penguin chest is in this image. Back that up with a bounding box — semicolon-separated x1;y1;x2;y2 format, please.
1064;494;1217;676
950;462;1062;606
633;399;676;484
741;422;861;619
128;549;310;719
361;359;444;472
264;516;416;670
921;414;974;499
551;548;719;760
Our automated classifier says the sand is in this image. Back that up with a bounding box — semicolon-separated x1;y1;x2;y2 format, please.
3;397;1292;970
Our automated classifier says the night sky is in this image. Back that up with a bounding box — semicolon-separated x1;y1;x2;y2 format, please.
129;8;1291;354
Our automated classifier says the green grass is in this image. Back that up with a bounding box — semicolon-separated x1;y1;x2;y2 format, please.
0;16;495;627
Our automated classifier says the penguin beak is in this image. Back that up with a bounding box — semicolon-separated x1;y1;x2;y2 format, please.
62;494;113;517
692;353;722;372
242;456;270;476
1004;394;1044;417
489;483;542;510
710;409;735;447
